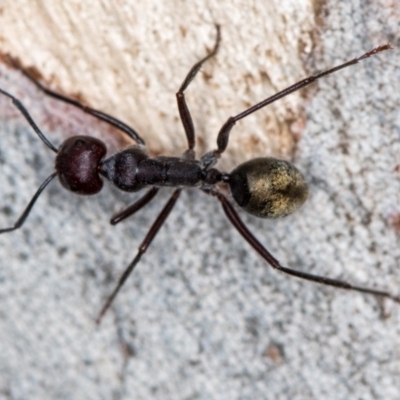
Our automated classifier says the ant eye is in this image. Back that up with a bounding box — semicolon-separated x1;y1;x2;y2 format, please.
74;138;85;146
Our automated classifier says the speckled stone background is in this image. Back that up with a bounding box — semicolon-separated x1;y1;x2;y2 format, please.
0;1;399;399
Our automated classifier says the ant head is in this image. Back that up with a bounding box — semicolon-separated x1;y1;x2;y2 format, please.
228;157;308;218
55;136;107;195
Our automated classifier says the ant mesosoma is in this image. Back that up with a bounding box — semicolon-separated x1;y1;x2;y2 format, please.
0;26;397;324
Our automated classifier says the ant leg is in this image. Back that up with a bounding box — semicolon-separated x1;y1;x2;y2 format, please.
0;88;58;152
0;172;57;234
211;189;400;303
176;25;221;152
110;187;159;225
206;44;392;161
7;56;145;145
96;188;181;323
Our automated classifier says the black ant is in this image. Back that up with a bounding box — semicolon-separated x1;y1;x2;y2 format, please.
0;26;397;324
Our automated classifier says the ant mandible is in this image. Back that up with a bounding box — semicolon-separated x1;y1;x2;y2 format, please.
0;26;397;323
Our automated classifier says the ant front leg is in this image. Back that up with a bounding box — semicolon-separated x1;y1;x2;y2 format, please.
176;25;220;153
7;56;145;145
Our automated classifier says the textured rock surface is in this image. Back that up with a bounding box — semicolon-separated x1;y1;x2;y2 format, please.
0;1;399;399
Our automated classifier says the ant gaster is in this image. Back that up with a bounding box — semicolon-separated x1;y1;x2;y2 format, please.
0;26;397;323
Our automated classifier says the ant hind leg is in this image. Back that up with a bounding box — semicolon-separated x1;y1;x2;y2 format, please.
210;189;400;304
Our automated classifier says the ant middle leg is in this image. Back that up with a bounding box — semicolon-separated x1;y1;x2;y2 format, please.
6;56;145;145
110;187;159;225
176;25;221;152
97;188;181;323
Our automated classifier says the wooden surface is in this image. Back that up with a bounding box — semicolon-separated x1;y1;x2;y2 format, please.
0;0;315;169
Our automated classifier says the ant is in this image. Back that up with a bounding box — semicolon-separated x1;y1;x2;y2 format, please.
0;26;398;324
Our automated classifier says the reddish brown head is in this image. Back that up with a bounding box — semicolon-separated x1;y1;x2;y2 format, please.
55;136;107;195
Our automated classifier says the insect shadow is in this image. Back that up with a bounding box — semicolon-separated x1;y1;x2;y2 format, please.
0;26;397;323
